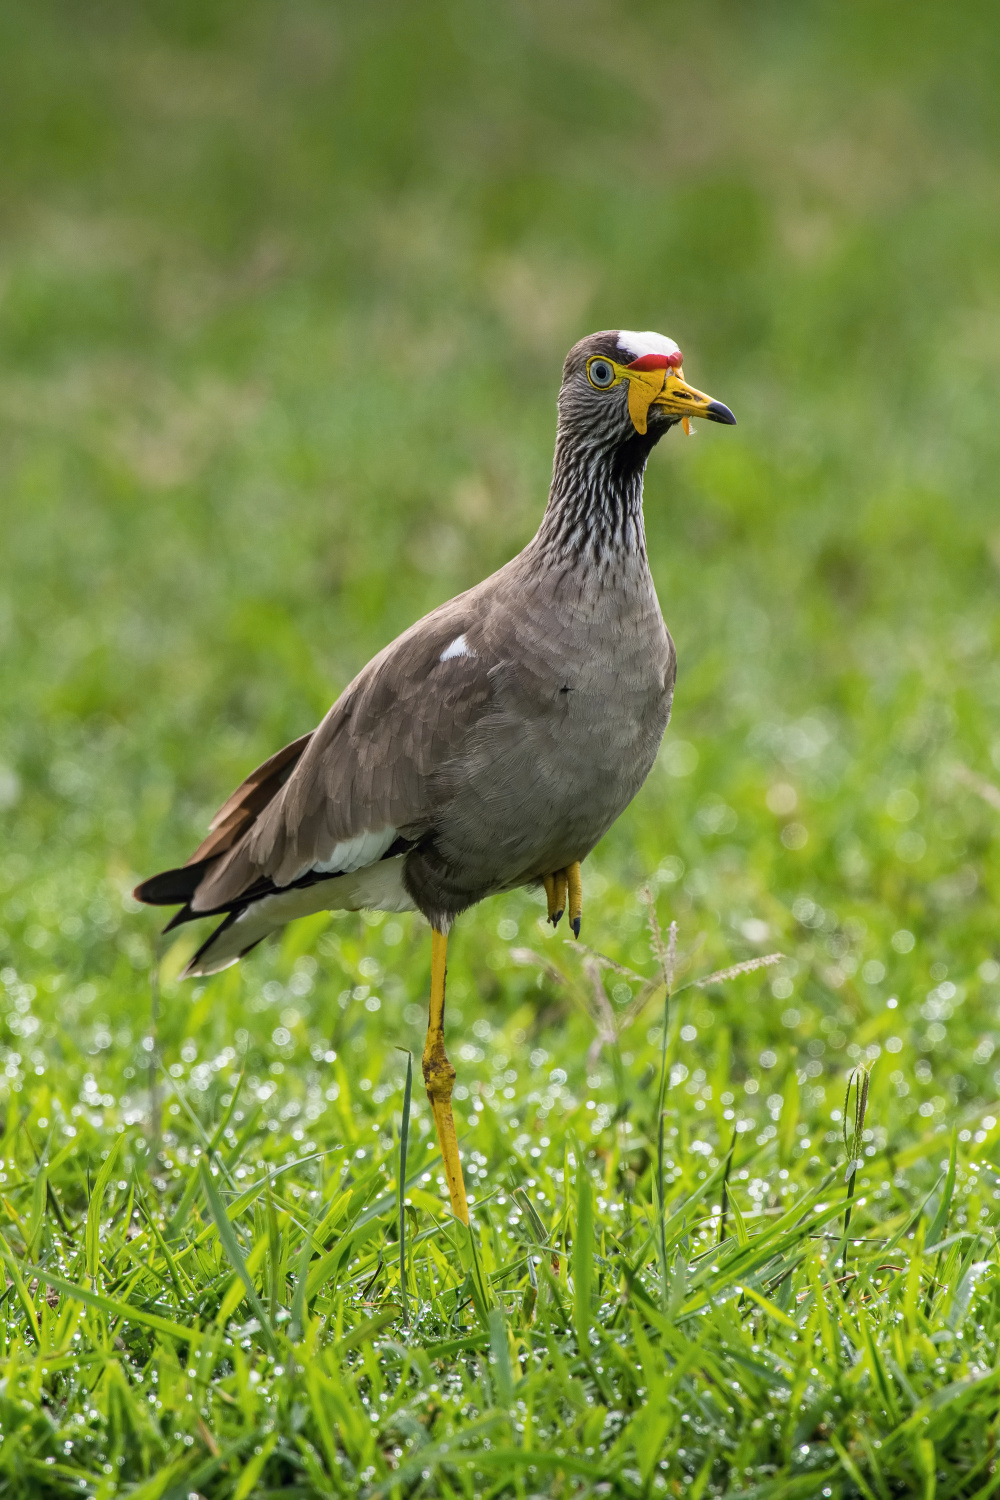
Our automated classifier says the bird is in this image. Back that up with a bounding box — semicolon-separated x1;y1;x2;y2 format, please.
134;329;735;1225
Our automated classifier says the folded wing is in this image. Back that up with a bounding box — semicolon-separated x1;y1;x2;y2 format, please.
134;600;494;970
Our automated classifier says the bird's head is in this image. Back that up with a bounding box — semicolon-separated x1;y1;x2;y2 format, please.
559;330;736;451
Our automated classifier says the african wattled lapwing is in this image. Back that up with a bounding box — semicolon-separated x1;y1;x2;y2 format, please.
135;330;735;1223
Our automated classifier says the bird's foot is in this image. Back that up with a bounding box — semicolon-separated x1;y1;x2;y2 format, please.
544;864;582;936
423;1058;469;1225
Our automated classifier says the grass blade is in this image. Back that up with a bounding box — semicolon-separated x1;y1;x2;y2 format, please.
655;969;672;1287
779;1065;800;1168
86;1134;123;1282
398;1047;413;1325
573;1162;593;1355
0;1229;42;1344
198;1159;279;1356
0;1243;206;1347
489;1304;514;1408
926;1131;957;1249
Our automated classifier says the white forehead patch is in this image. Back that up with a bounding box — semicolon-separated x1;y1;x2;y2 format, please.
616;330;681;361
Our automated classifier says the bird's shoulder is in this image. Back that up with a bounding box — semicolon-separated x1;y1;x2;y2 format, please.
265;575;515;842
314;581;501;745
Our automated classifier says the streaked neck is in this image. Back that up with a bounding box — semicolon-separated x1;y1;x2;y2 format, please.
534;428;657;572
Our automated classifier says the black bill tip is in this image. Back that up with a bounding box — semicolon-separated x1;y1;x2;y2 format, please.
705;400;737;426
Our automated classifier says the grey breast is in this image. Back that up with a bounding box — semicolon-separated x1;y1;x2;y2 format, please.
410;546;676;912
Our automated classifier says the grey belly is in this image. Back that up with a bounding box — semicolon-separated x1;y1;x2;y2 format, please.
413;664;673;914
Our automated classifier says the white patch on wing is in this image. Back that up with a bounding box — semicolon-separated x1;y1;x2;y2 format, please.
617;329;681;361
440;633;473;662
311;827;397;876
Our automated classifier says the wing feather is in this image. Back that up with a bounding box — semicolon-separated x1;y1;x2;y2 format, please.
184;600;493;913
185;732;312;864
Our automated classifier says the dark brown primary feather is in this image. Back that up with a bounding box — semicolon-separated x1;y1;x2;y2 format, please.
133;860;214;907
133;732;313;923
187;732;312;864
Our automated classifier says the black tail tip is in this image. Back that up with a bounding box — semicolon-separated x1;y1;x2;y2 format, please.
133;861;208;907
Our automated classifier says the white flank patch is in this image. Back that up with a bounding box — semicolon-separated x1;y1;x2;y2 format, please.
184;857;415;976
440;633;473;662
242;857;414;928
311;826;397;876
617;329;681;361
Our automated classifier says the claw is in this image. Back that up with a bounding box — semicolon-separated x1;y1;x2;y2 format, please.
544;869;567;926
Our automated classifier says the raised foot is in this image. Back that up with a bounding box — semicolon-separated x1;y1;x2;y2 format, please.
543;863;582;937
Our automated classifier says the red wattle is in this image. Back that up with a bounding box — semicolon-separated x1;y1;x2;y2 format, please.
626;352;683;371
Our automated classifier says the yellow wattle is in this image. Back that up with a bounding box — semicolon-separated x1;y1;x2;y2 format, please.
626;367;666;435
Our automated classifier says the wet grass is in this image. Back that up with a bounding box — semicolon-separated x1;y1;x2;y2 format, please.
4;0;1000;1494
4;899;1000;1498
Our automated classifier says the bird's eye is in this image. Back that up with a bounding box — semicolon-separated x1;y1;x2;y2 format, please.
588;359;615;389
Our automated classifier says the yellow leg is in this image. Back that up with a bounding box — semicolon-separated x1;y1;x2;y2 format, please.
567;861;583;938
422;928;469;1226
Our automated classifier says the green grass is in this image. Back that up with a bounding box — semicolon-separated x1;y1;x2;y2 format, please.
4;0;1000;1494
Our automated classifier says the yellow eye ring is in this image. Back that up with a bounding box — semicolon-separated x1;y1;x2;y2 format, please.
587;356;617;390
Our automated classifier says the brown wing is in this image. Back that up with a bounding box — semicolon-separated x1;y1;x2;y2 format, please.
133;732;313;909
187;733;313;864
187;600;493;913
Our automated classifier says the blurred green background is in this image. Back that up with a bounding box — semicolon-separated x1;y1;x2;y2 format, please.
6;4;1000;1489
3;0;1000;1133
